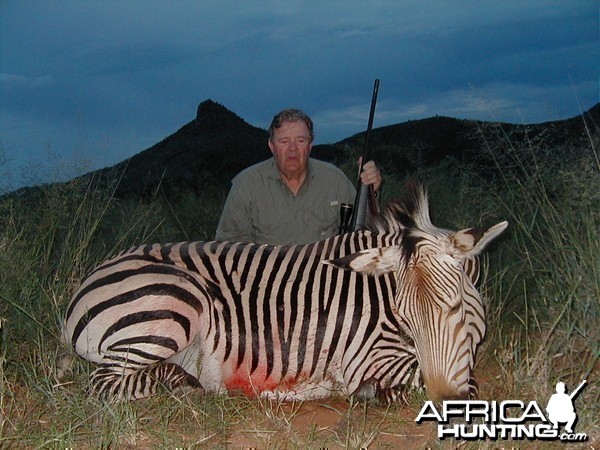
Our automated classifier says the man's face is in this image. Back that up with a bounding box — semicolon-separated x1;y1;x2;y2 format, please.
268;120;312;180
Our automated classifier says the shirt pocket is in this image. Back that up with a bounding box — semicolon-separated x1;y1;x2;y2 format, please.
310;200;340;239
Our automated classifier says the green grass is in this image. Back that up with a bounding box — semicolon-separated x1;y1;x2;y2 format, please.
0;123;598;448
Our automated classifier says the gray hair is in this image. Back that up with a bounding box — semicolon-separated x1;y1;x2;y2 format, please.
268;109;314;142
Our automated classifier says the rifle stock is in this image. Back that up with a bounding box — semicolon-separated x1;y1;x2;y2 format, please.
350;79;380;231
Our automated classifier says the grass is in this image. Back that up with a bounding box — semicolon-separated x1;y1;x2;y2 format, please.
1;120;599;448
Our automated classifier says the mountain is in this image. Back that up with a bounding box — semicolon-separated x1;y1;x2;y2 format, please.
337;103;599;176
95;99;597;200
97;100;270;199
8;99;599;203
86;99;357;200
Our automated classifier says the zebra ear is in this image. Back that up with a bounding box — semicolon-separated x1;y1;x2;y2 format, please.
448;221;508;259
323;247;400;276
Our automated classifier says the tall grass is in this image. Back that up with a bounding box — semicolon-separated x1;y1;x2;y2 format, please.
475;122;599;435
0;120;598;447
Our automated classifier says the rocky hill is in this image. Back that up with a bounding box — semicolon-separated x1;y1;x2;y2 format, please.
338;104;599;177
8;99;599;204
96;100;270;199
96;99;597;201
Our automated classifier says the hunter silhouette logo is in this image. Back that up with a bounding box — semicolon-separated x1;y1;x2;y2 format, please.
415;379;589;442
546;379;586;434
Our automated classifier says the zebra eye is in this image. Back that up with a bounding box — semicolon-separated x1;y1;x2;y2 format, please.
445;292;462;313
449;301;462;314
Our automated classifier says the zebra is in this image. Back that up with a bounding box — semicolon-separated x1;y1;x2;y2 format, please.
62;183;508;402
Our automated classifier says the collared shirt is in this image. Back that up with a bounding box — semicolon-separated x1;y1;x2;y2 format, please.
215;158;356;245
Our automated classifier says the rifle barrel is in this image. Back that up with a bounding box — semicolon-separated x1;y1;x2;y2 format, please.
351;79;380;231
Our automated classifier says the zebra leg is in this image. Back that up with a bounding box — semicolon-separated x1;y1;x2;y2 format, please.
90;363;203;402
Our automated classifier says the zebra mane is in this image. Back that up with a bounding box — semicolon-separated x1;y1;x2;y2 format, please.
371;181;438;236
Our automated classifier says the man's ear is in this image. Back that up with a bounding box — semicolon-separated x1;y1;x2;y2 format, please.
268;139;275;155
323;247;400;277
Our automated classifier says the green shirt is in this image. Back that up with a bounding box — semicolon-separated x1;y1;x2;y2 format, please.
215;158;356;245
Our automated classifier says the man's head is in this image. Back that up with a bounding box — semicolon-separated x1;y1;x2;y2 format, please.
268;109;314;183
556;382;566;394
268;109;314;143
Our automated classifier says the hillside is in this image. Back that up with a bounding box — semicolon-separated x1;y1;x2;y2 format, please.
98;100;598;200
339;104;599;176
7;100;598;205
96;100;270;199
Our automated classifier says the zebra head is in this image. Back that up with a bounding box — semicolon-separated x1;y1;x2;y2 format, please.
325;184;508;401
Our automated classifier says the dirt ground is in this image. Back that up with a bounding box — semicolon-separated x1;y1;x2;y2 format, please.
217;354;598;449
2;343;597;448
223;398;437;449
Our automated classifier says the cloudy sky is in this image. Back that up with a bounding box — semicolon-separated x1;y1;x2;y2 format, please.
0;1;597;191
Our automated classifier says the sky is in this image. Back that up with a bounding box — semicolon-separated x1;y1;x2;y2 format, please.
0;1;597;191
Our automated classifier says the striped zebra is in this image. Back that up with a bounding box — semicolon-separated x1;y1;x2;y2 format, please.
63;184;507;402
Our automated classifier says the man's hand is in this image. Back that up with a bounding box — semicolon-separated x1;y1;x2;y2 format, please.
358;157;382;192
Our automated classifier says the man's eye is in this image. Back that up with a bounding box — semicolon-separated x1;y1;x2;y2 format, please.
279;139;290;145
297;138;306;144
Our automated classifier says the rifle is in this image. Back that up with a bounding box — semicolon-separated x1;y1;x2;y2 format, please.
349;79;380;231
569;379;587;400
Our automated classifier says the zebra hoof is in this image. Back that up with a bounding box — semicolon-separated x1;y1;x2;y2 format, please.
171;372;204;398
55;352;74;382
171;383;204;397
351;377;379;402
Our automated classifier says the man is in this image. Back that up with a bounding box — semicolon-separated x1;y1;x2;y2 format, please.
215;108;382;245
